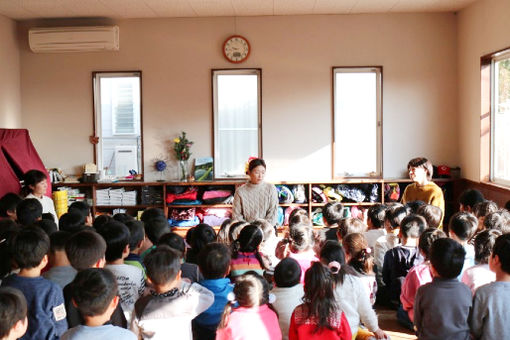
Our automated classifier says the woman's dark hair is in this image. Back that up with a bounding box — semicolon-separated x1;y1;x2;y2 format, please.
342;233;374;275
418;228;446;260
289;223;314;252
218;272;273;329
21;169;47;196
474;229;501;264
246;158;266;174
407;157;433;181
232;225;265;269
302;262;339;333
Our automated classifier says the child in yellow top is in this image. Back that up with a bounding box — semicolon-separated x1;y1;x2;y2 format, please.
401;158;444;227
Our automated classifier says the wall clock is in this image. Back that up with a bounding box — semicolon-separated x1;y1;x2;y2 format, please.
223;35;250;63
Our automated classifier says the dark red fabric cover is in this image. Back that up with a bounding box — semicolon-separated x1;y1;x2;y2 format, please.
0;129;50;198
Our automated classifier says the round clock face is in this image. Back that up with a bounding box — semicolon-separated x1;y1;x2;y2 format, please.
223;35;250;63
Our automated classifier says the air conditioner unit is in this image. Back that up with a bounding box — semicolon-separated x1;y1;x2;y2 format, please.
29;26;119;53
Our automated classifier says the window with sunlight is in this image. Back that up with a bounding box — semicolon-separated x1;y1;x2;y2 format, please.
213;69;261;178
491;53;510;186
333;67;382;178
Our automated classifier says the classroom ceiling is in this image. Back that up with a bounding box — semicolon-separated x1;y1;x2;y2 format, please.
0;0;478;20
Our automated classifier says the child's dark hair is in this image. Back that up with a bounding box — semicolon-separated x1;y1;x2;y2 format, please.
49;231;72;253
59;212;86;233
12;226;49;269
289;214;311;228
0;193;22;218
21;169;47;196
190;223;216;254
16;198;42;226
125;220;145;251
474;229;502;264
113;213;135;224
274;257;301;288
505;200;510;211
65;230;107;271
144;217;170;245
289;223;314;252
0;287;27;338
416;204;443;229
429;238;466;279
492;234;510;275
33;219;58;236
158;232;185;257
472;200;498;219
0;226;18;278
459;189;484;211
144;245;181;285
483;210;510;234
246;158;266;174
400;214;427;239
302;262;339;333
407;157;433;181
71;268;118;317
418;228;446;260
68;201;91;221
232;225;265;269
322;202;344;226
96;221;130;262
219;272;272;329
342;233;374;275
405;200;426;214
385;205;409;229
198;242;231;279
251;219;275;242
338;218;366;239
93;214;112;232
367;204;386;229
228;221;249;243
217;218;232;244
140;207;165;223
449;211;478;241
288;208;309;223
319;240;357;286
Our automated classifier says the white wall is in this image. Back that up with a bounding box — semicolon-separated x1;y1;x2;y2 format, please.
19;14;458;181
0;14;21;129
457;0;510;182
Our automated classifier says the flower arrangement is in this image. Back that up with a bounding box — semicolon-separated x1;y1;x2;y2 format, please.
173;132;193;161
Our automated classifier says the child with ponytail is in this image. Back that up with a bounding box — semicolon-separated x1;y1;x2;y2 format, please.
216;272;281;340
230;225;267;278
342;233;377;305
320;241;388;340
288;261;351;340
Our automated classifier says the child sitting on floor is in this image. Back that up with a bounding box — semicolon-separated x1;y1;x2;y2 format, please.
0;287;28;340
158;232;203;283
61;269;136;340
230;224;267;278
416;204;443;229
216;272;281;340
0;193;22;221
43;231;77;288
448;211;477;278
364;204;387;249
131;246;214;340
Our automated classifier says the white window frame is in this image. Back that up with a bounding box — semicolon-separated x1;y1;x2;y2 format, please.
490;51;510;187
212;69;262;179
332;67;383;178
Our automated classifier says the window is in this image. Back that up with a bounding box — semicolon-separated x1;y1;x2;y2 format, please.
212;69;261;178
332;67;382;178
491;52;510;186
93;72;142;178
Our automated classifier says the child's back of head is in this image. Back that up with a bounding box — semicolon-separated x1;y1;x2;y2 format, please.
0;287;27;339
49;231;72;255
158;232;186;259
0;193;22;220
449;212;478;242
385;204;409;230
483;209;510;234
322;202;344;226
405;200;426;214
430;238;466;279
190;223;216;255
32;219;58;236
125;220;145;253
0;226;18;279
459;189;484;212
474;229;501;264
96;221;130;263
338;217;366;239
400;214;427;239
492;234;510;275
70;268;118;319
234;224;263;254
68;201;92;225
289;223;314;253
251;219;275;242
93;214;112;232
216;218;232;244
418;228;446;260
113;213;135;224
65;230;107;271
472;200;498;219
13;226;49;270
274;258;301;288
228;221;249;243
367;204;386;229
15;199;42;226
59;212;86;234
143;246;181;287
198;243;231;280
144;217;170;246
417;204;443;229
342;233;374;275
140;208;165;224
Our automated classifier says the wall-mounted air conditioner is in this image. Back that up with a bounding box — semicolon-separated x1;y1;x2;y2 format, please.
29;26;119;53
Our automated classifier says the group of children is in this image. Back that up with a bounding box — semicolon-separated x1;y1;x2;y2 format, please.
1;166;510;340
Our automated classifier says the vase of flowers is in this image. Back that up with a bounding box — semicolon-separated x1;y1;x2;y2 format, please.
174;131;193;181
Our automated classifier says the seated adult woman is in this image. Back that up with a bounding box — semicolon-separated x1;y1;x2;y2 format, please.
232;158;278;226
